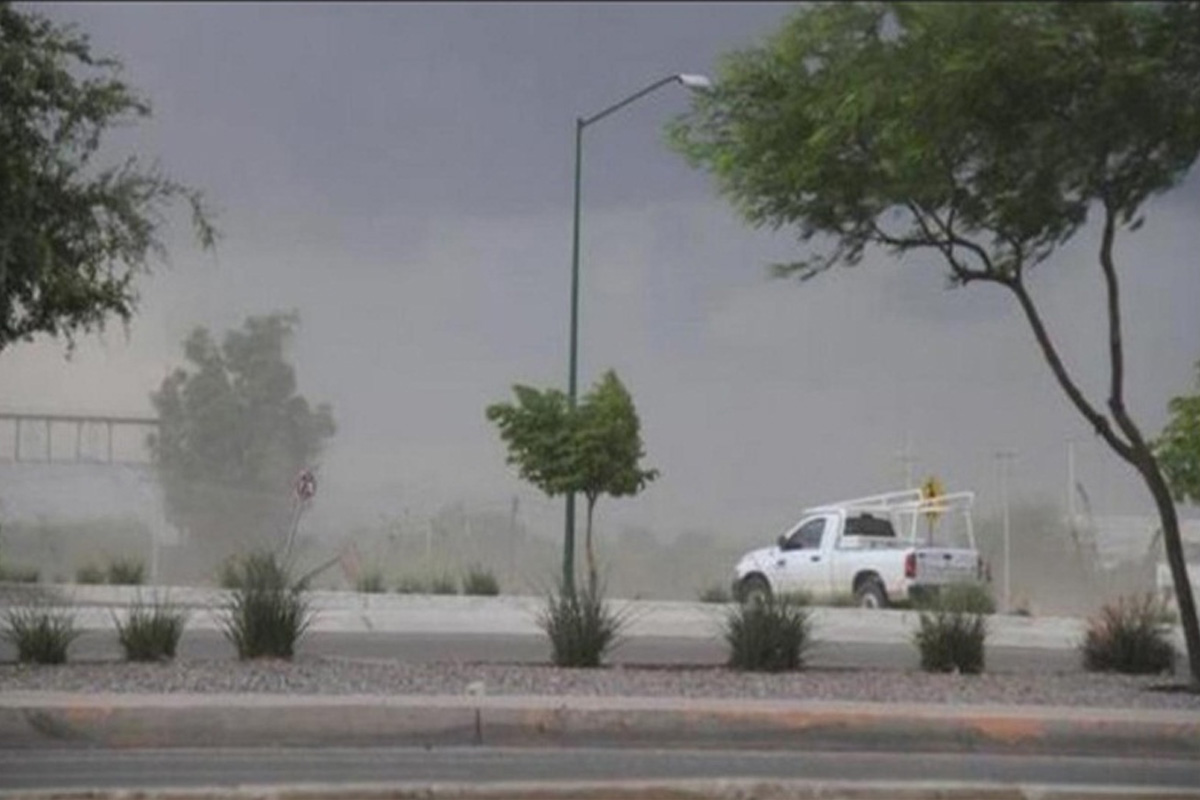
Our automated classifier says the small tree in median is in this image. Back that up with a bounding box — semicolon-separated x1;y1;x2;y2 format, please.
486;369;657;592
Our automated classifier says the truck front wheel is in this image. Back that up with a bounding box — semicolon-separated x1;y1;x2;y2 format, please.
855;577;888;609
739;575;771;606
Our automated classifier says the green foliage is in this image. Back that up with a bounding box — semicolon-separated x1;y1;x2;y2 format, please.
106;558;145;586
428;574;458;595
914;605;988;674
724;593;813;672
0;3;215;354
220;552;312;660
1082;594;1177;675
0;563;39;583
461;567;500;596
75;564;106;585
698;584;732;604
670;2;1200;283
538;583;626;668
486;385;576;497
3;607;80;664
914;583;996;615
1156;361;1200;505
115;599;187;662
355;570;385;594
148;313;335;555
487;369;657;590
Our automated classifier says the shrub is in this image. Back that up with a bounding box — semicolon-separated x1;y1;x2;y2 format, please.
3;607;80;664
915;582;996;615
429;574;458;595
394;576;427;594
1081;594;1176;675
914;607;987;674
217;557;241;589
221;552;312;660
356;570;386;594
0;563;39;583
106;558;145;586
116;599;187;662
76;564;106;585
698;584;732;604
724;593;813;672
461;567;500;596
538;582;626;668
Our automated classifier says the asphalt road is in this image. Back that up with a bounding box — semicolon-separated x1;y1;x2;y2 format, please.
2;746;1197;792
0;629;1084;673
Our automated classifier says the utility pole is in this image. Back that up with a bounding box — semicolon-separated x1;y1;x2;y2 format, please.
994;450;1017;613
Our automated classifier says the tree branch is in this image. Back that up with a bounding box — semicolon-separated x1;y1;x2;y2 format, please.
1008;278;1136;462
1098;198;1150;457
904;203;999;284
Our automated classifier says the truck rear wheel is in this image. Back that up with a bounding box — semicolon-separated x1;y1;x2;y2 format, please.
855;577;888;609
739;575;771;606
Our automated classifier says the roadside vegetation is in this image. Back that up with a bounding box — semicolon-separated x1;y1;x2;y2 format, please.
461;567;500;596
538;583;626;668
1081;594;1177;675
913;589;988;674
355;570;386;594
115;599;187;662
2;607;80;664
725;593;814;672
220;552;312;660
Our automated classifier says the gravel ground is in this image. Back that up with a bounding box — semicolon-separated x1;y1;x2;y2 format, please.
1;656;1197;710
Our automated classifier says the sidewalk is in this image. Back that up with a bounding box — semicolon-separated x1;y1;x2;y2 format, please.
2;691;1197;758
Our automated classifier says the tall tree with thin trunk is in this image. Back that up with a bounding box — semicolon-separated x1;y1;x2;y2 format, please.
668;2;1200;684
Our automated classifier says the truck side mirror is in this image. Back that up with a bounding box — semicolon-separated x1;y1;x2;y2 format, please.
777;534;787;549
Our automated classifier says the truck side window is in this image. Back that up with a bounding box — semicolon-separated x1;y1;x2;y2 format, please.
786;518;826;550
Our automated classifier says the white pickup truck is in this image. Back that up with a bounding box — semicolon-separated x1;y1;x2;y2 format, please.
732;489;984;608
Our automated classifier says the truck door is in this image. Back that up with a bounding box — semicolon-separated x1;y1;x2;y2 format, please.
775;515;834;597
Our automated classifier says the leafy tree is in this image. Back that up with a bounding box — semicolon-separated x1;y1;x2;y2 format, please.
668;2;1200;684
1157;361;1200;506
574;371;659;591
0;3;215;353
487;369;657;591
148;312;334;561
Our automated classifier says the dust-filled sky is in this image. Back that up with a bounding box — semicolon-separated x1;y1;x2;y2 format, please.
3;2;1198;544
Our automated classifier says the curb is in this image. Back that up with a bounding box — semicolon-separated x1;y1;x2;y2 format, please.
1;694;1197;758
5;778;1200;800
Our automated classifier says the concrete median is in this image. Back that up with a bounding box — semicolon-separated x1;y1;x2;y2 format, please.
3;583;1141;650
1;693;1197;759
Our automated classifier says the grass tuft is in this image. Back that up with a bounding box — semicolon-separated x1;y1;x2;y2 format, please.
1081;594;1176;675
3;607;80;664
220;552;312;660
538;582;626;668
724;592;813;672
116;599;187;662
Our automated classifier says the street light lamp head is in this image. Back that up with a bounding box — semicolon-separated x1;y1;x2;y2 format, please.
676;73;713;90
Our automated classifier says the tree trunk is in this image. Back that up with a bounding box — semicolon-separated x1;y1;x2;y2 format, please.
1135;449;1200;685
585;495;598;594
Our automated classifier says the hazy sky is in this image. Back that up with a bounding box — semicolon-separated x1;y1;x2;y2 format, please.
3;2;1198;545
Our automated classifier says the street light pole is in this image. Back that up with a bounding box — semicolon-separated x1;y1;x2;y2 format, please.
562;73;710;594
